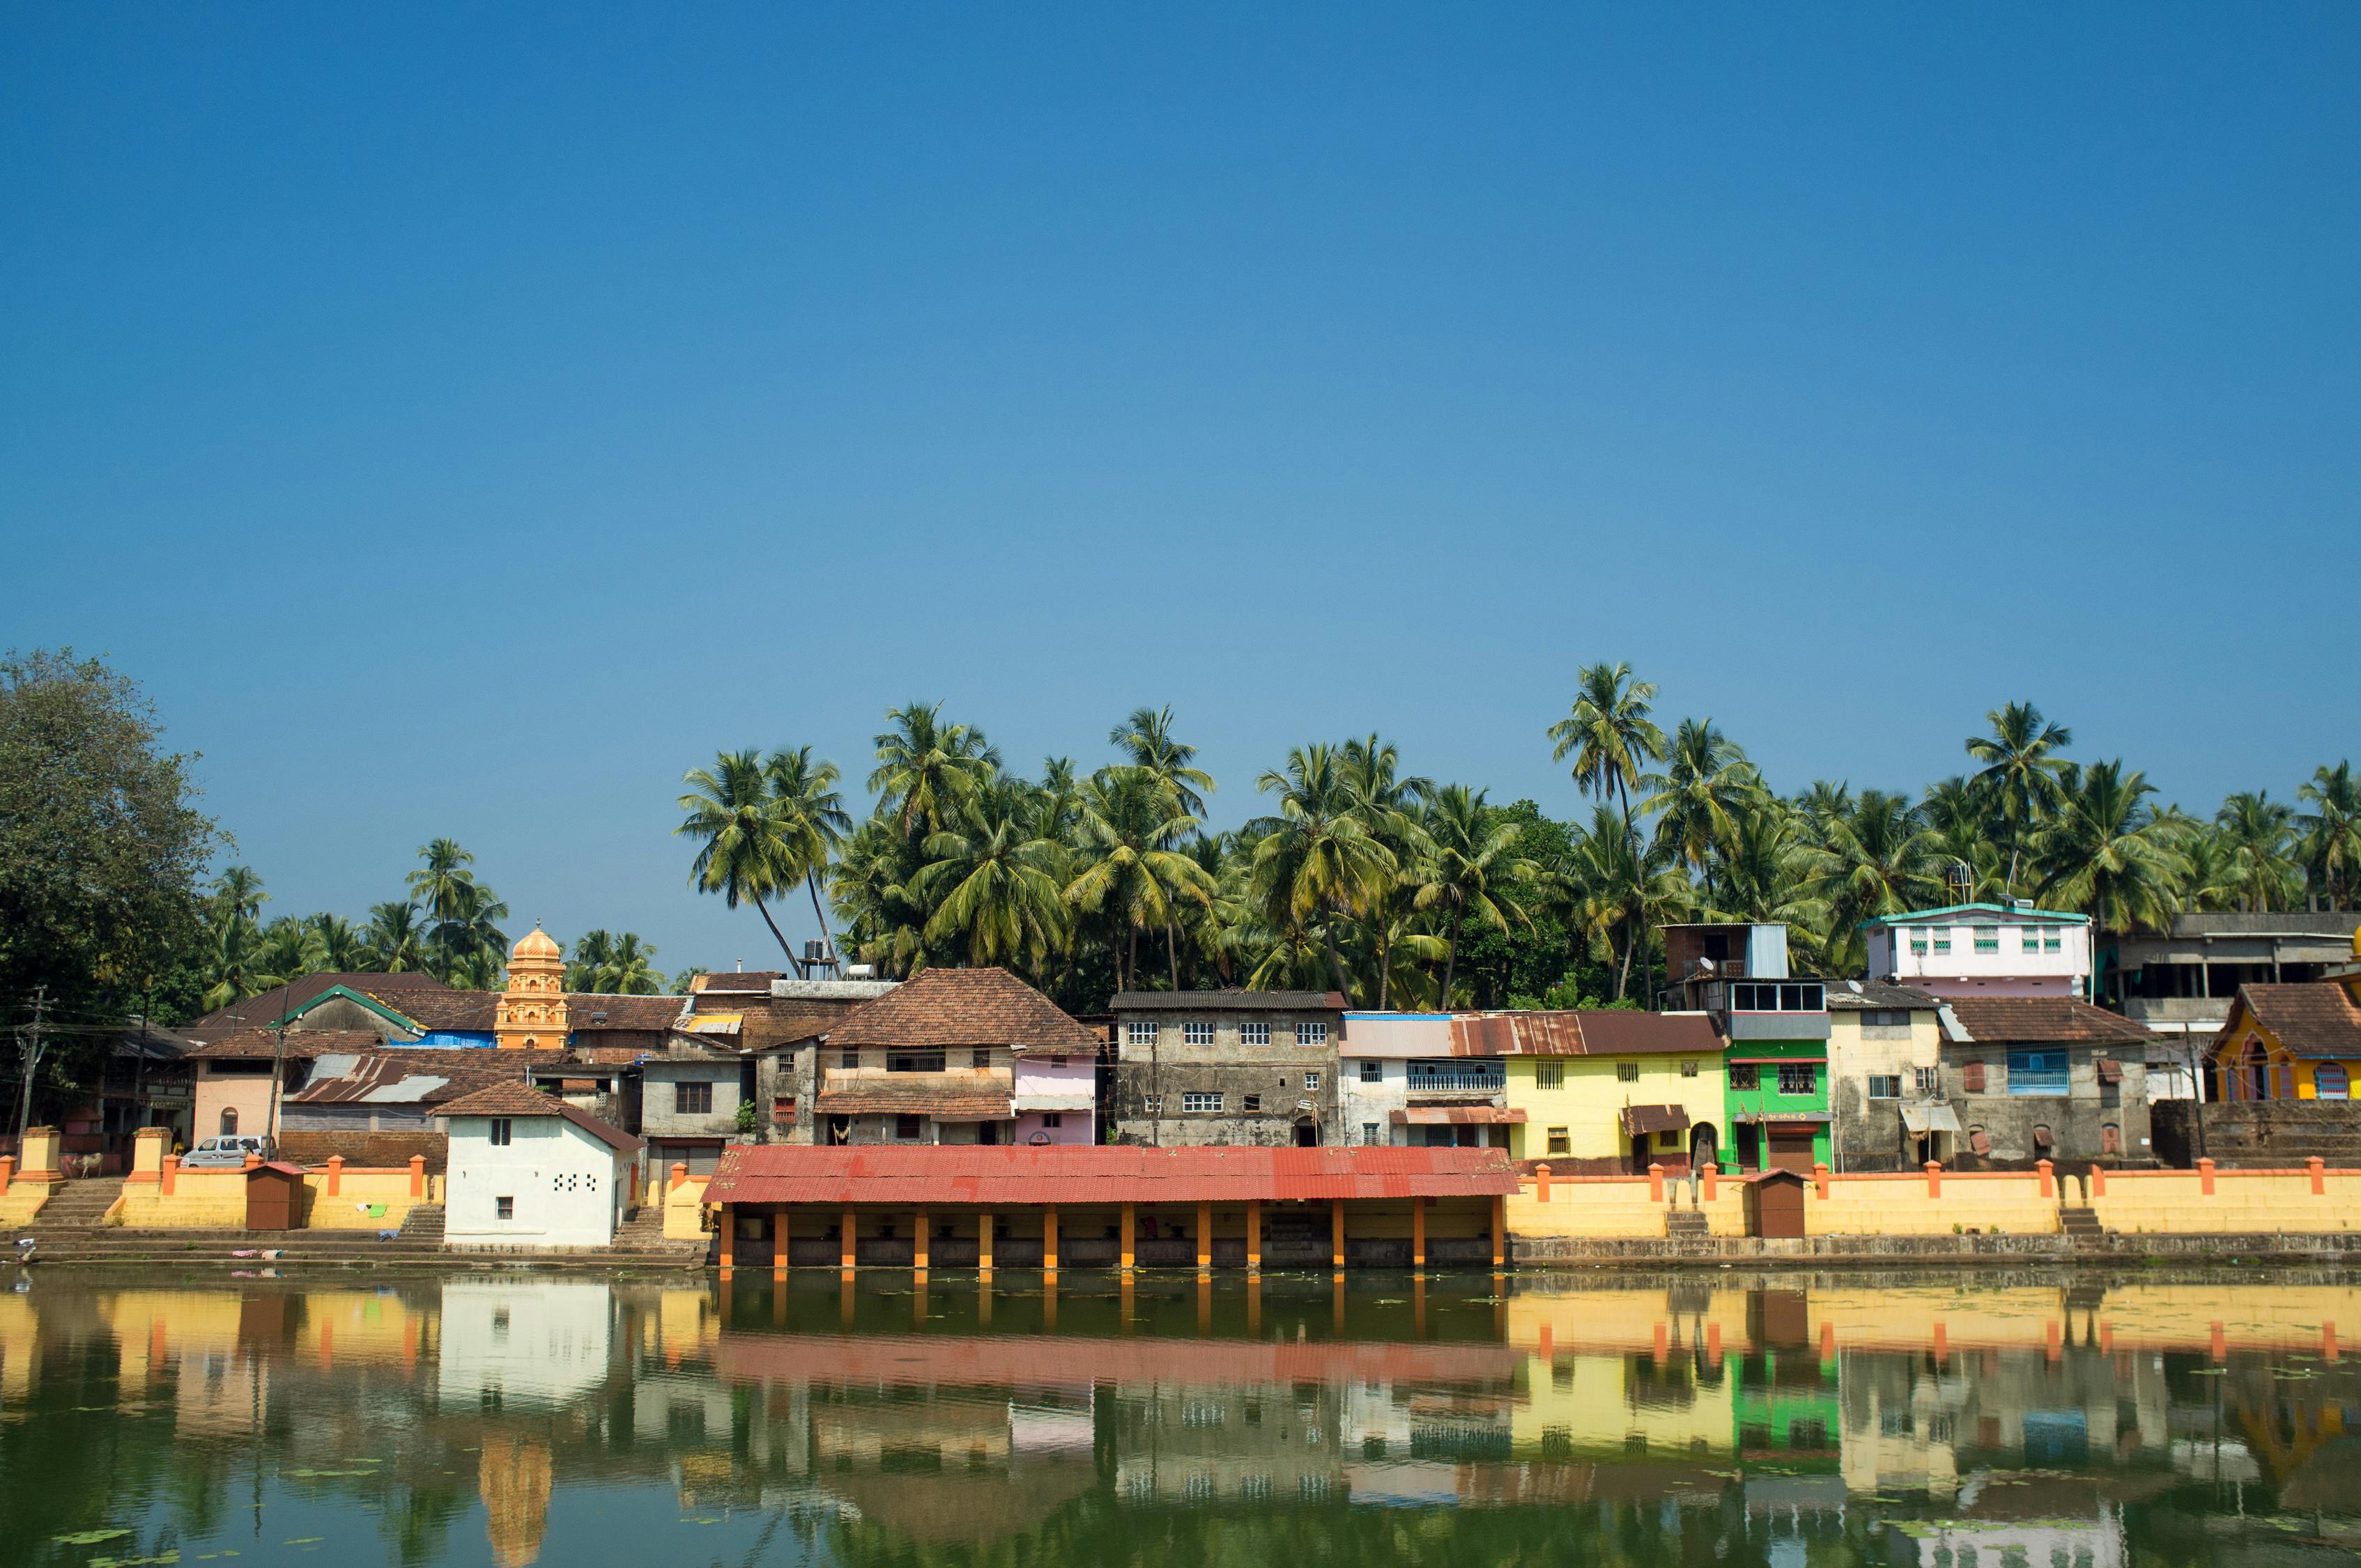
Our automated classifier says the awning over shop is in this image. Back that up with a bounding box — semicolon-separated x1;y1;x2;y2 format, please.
1391;1106;1528;1125
1900;1103;1964;1134
1732;1111;1836;1125
1618;1104;1691;1137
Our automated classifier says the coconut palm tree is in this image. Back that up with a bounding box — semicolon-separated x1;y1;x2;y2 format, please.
1248;744;1399;1003
1549;663;1667;855
307;913;373;972
1705;801;1829;960
1564;803;1691;1000
436;882;510;986
599;932;664;995
1965;702;2073;895
366;901;428;973
567;930;617;991
2032;760;2187;935
1809;791;1946;971
868;702;999;840
1410;785;1535;1007
829;819;931;978
2215;790;2300;912
1918;776;2006;905
765;745;854;966
210;866;268;927
912;778;1071;973
406;840;479;937
1066;767;1214;992
1110;706;1216;819
1643;718;1755;875
677;748;799;965
2298;761;2361;909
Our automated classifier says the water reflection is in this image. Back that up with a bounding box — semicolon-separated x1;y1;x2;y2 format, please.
1;1268;2355;1567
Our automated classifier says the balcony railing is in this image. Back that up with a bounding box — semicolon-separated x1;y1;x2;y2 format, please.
1406;1064;1508;1093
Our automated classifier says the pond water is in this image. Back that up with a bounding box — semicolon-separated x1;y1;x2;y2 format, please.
2;1266;2356;1567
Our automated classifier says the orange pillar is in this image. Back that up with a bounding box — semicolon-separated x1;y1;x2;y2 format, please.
1197;1201;1212;1271
1121;1202;1135;1271
1648;1162;1665;1203
1925;1161;1942;1198
978;1210;993;1273
841;1207;856;1270
1330;1199;1346;1269
325;1155;344;1197
159;1154;177;1197
2210;1320;2227;1362
1702;1163;1716;1203
1535;1163;1552;1202
1490;1194;1505;1268
1043;1205;1059;1273
2199;1158;2216;1197
671;1161;689;1192
2036;1160;2054;1199
1813;1162;1831;1201
2323;1321;2339;1362
2089;1163;2107;1198
774;1209;789;1278
914;1206;929;1272
0;1155;11;1197
1246;1199;1261;1270
2310;1156;2328;1196
718;1204;735;1273
408;1155;426;1197
1412;1196;1426;1269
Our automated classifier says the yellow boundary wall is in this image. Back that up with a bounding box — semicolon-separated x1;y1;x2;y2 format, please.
1508;1162;2361;1240
111;1159;440;1231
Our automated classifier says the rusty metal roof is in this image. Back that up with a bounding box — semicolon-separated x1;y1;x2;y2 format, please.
704;1144;1521;1206
1446;1010;1722;1058
1389;1107;1528;1125
1617;1104;1691;1135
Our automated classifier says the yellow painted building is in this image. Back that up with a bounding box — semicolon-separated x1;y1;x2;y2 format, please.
1489;1012;1727;1174
2207;934;2361;1102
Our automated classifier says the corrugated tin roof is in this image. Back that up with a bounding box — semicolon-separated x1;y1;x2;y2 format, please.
1390;1107;1527;1125
704;1144;1521;1206
1445;1010;1722;1058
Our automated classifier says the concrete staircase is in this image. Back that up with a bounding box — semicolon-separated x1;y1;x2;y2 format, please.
1663;1207;1713;1240
2059;1205;2108;1249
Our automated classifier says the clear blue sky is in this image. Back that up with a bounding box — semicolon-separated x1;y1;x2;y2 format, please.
6;6;2356;970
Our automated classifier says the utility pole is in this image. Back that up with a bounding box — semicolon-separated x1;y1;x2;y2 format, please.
264;975;293;1148
13;986;48;1150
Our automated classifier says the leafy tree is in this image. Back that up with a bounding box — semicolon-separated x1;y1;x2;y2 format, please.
677;749;802;965
1247;744;1397;1004
1110;706;1215;819
2298;761;2361;909
1548;661;1666;857
2032;760;2187;934
1408;785;1534;1006
367;900;429;973
2214;790;2300;912
1643;718;1753;875
0;650;220;1102
1806;790;1946;973
912;777;1070;973
868;701;998;840
1065;767;1213;991
1965;700;2073;895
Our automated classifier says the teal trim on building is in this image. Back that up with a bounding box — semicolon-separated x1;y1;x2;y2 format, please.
1858;902;2090;930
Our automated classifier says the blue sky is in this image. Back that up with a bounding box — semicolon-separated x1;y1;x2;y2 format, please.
6;6;2356;971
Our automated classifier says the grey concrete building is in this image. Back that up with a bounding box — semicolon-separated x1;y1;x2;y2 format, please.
2105;912;2360;1078
681;974;899;1145
1109;990;1346;1146
1823;981;1950;1171
1939;996;2156;1168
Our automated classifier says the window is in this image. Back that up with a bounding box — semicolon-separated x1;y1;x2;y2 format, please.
2043;933;2062;953
495;1196;514;1220
220;1107;238;1135
489;1118;513;1146
1295;1022;1329;1046
2007;1050;2069;1096
2318;1063;2351;1100
1240;1022;1270;1046
1680;1059;1699;1077
1969;1127;1992;1155
2031;1123;2054;1150
1914;1066;1939;1095
888;1051;946;1073
1546;1128;1571;1156
1867;1075;1902;1100
1304;1072;1321;1092
1345;1059;1375;1085
1974;926;1999;953
1729;982;1825;1012
1932;932;1953;953
1183;1091;1224;1114
1909;935;1929;955
1143;1095;1163;1114
1041;1112;1062;1128
1961;1059;1986;1093
840;1047;858;1069
1362;1122;1380;1144
1861;1008;1912;1037
1126;1022;1158;1047
1535;1060;1564;1090
895;1114;924;1140
1776;1063;1817;1096
970;1049;990;1069
1243;1095;1261;1112
674;1081;713;1115
1183;1022;1215;1047
1615;1062;1640;1083
1729;1064;1760;1091
2022;930;2041;953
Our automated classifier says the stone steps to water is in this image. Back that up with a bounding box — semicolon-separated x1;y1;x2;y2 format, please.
2058;1206;2109;1248
1663;1208;1712;1239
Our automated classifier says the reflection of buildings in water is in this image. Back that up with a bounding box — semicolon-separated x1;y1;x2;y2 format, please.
437;1279;614;1410
1516;1350;1736;1466
1888;1515;2125;1568
1114;1378;1344;1508
1842;1344;2171;1500
478;1434;554;1568
0;1290;37;1407
174;1349;270;1442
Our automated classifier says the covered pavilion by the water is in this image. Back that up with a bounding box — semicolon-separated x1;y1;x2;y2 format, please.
701;1144;1521;1270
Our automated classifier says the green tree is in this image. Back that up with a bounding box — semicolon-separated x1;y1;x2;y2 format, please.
0;650;220;1102
1564;803;1691;1000
366;900;429;973
1408;785;1534;1006
677;749;801;965
912;778;1070;973
1643;718;1753;876
2032;760;2187;935
1965;700;2073;895
1110;705;1216;819
868;702;998;840
764;745;854;967
2298;761;2361;909
1247;744;1397;1004
2214;790;2300;912
1066;767;1213;992
1808;790;1946;972
1548;661;1666;858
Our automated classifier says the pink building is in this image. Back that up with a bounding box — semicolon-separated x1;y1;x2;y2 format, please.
1863;902;2093;999
1013;1049;1098;1144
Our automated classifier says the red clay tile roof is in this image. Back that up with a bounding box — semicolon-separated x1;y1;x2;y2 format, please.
365;986;498;1031
2227;982;2361;1059
185;1028;390;1060
704;1144;1521;1206
183;972;457;1040
1447;1010;1722;1058
812;1084;1015;1119
1112;990;1345;1012
433;1082;642;1152
1944;997;2155;1045
831;967;1099;1053
566;994;689;1031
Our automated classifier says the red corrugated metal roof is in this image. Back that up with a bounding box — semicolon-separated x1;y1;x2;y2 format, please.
1390;1107;1528;1125
1445;1010;1723;1058
703;1144;1521;1206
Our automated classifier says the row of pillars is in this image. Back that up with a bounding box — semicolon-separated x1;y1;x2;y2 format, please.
717;1195;1509;1275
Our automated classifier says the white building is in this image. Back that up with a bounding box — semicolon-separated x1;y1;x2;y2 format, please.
436;1082;642;1251
1862;902;2092;999
436;1277;616;1408
1337;1013;1515;1148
